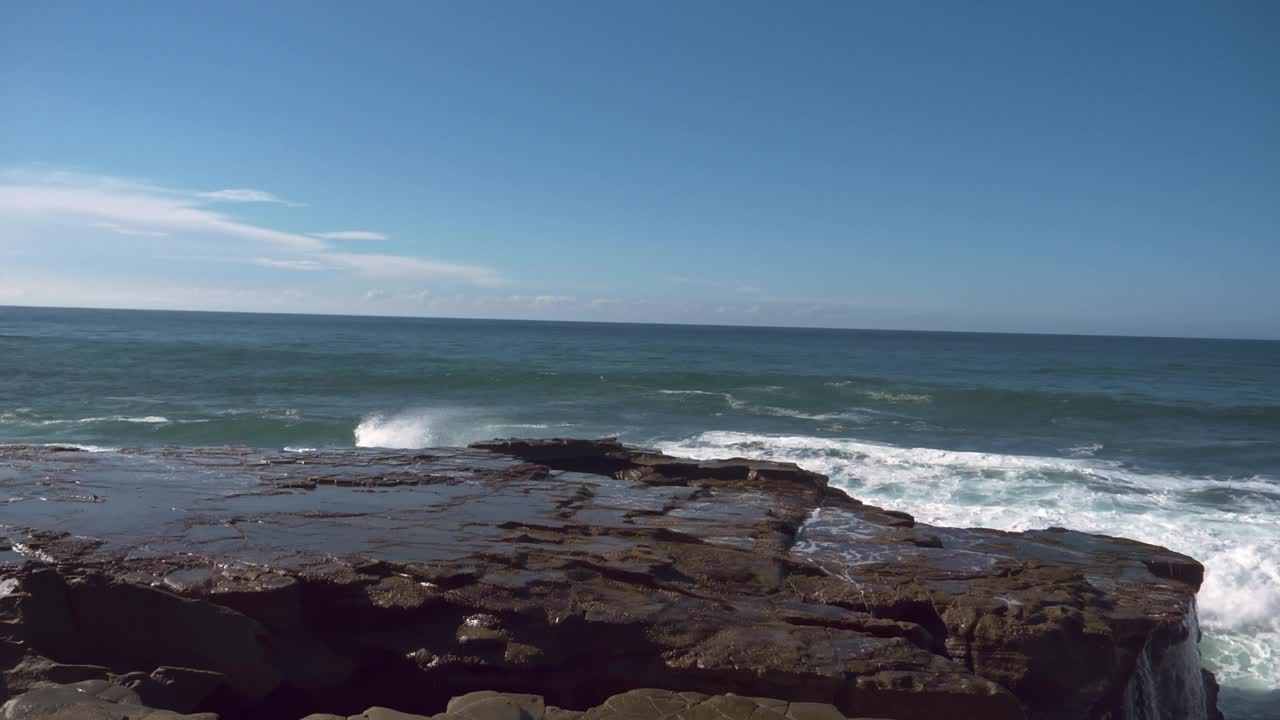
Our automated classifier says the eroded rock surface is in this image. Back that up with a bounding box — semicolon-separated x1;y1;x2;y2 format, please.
0;679;217;719
0;440;1220;719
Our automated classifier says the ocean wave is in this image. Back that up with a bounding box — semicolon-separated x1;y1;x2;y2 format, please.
657;430;1280;690
657;390;745;408
24;443;119;453
216;408;301;420
859;390;932;403
1063;442;1104;457
750;405;877;423
30;415;174;425
1;412;173;426
80;415;171;424
657;389;877;423
821;380;932;403
482;422;578;431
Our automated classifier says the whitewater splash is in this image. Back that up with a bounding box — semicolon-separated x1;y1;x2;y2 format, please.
354;410;452;448
657;431;1280;692
354;409;578;449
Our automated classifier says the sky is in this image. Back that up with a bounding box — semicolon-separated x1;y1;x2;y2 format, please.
1;1;1277;338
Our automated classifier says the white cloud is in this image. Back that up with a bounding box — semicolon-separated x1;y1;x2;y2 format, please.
328;252;503;287
0;170;504;287
93;221;169;238
251;257;326;271
196;188;302;206
311;231;387;241
0;185;327;252
532;295;576;306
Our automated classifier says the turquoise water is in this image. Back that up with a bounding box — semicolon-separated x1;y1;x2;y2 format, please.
2;305;1278;705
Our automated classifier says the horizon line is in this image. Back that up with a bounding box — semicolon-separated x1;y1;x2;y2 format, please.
1;302;1276;343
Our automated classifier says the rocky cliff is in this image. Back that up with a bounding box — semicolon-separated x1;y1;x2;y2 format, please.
0;440;1221;719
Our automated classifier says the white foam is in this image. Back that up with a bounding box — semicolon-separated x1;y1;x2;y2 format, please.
354;408;516;449
0;442;114;453
657;431;1280;691
821;382;932;403
3;414;171;426
354;410;441;448
657;390;876;423
39;443;118;453
32;415;172;425
860;390;933;403
1064;443;1105;457
482;422;578;431
657;390;745;408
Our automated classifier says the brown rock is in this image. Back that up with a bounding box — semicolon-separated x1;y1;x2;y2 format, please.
0;680;219;719
446;691;545;720
352;708;433;720
0;441;1220;720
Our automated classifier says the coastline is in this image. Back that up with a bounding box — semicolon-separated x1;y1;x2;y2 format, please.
1;439;1222;719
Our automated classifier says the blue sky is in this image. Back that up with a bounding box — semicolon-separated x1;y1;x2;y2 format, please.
1;1;1277;338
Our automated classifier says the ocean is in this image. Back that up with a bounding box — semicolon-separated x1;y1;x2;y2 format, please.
2;305;1277;712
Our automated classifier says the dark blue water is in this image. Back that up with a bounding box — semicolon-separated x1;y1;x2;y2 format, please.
1;305;1277;699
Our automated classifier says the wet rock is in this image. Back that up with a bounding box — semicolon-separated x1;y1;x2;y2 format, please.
0;441;1220;720
61;575;282;701
328;691;877;720
118;667;226;714
445;691;544;720
352;709;433;720
1;658;111;696
0;680;218;719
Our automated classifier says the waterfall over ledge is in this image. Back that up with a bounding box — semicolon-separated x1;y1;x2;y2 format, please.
1122;600;1215;720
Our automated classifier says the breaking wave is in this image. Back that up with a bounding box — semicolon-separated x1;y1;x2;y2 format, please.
353;409;577;449
657;430;1280;690
354;410;450;448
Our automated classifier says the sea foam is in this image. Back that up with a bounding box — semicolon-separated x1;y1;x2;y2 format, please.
353;409;574;449
657;389;878;424
354;410;444;448
658;431;1280;690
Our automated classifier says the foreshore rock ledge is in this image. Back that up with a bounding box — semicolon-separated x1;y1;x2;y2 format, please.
0;439;1221;719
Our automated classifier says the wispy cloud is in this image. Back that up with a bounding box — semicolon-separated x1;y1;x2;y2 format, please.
93;221;169;238
0;169;504;287
251;257;326;271
196;188;303;206
532;294;576;306
311;230;386;241
327;252;503;286
0;185;327;252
